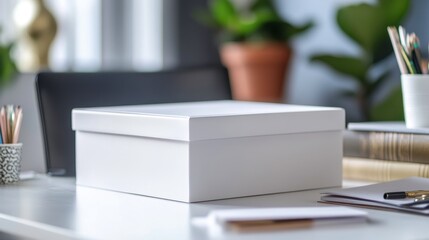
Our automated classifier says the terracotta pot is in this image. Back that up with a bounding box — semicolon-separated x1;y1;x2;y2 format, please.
220;42;292;102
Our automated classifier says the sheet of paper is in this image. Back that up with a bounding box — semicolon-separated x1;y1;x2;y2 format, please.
321;177;429;214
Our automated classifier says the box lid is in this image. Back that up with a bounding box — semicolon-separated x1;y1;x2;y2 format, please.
72;100;344;141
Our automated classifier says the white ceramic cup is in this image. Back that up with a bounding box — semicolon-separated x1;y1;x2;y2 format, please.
401;74;429;128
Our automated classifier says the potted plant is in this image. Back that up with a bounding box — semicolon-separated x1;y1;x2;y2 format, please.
311;0;410;121
198;0;312;102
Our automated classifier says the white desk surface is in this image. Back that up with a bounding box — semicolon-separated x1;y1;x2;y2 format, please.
0;175;428;240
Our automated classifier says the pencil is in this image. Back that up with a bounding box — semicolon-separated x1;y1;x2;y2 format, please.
398;26;407;52
411;49;422;74
411;34;424;74
12;107;22;144
387;27;408;74
6;105;14;144
0;106;8;143
0;108;3;144
400;45;416;74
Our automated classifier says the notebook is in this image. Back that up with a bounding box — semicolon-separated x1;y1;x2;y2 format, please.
321;177;429;215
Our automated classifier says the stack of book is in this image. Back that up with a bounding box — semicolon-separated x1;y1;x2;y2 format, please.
343;122;429;182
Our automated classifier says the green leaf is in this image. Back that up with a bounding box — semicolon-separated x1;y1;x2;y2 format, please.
234;10;274;36
210;0;238;28
379;0;410;26
372;37;393;64
283;21;314;40
370;86;405;121
311;55;369;84
209;0;275;38
0;43;17;86
336;0;410;63
373;0;410;63
195;0;313;43
337;3;386;54
251;0;277;14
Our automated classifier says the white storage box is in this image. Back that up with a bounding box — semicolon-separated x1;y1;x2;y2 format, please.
72;100;344;202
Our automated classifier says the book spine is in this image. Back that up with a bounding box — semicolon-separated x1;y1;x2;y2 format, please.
343;130;429;164
343;157;429;182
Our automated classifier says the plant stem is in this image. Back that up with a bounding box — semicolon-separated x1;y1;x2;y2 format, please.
357;86;370;121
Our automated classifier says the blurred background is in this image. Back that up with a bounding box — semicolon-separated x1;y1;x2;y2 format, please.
0;0;428;172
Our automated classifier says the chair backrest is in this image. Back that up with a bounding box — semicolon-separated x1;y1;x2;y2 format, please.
36;67;231;176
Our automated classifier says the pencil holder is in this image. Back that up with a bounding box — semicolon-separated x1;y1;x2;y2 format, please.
401;74;429;128
0;143;22;184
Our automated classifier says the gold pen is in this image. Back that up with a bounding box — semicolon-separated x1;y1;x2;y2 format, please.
383;190;429;199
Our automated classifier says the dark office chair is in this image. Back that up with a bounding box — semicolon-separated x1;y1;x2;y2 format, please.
36;66;232;176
